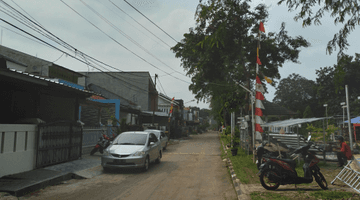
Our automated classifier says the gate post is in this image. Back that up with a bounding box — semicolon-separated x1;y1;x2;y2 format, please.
68;123;73;161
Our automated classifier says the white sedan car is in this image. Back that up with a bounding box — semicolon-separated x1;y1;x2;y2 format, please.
101;131;162;172
144;129;168;150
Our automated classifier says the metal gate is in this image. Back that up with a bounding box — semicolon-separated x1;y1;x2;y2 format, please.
36;121;83;168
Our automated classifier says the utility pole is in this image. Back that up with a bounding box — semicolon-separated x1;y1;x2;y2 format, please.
345;85;354;150
152;74;158;126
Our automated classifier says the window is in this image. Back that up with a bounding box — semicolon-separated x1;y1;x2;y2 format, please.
149;133;158;142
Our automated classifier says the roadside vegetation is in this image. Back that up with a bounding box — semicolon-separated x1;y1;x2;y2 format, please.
219;132;360;200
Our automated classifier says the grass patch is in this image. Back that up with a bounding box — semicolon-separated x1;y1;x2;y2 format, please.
219;133;259;184
229;148;258;184
309;190;354;199
250;191;291;200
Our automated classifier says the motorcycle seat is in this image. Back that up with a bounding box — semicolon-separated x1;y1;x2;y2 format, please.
274;157;297;169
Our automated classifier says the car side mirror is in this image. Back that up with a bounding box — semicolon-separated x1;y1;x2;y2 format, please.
150;142;155;146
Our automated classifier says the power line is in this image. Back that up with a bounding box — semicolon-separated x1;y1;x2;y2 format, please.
79;0;185;77
61;0;191;85
109;0;172;48
157;77;167;96
0;0;166;88
123;0;178;43
0;1;238;99
98;0;168;50
0;25;46;46
0;17;154;95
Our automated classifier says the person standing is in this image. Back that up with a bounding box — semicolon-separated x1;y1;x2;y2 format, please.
336;136;352;167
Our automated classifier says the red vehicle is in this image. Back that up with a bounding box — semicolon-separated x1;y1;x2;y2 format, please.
256;136;328;190
90;133;116;155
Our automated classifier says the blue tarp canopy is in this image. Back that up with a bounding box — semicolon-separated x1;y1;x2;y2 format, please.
344;116;360;124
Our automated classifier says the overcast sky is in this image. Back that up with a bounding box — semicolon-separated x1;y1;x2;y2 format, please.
0;0;359;110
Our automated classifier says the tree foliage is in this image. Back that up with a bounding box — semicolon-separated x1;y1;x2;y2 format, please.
273;73;316;117
303;105;314;118
315;53;360;116
172;0;310;119
273;53;360;119
277;0;360;57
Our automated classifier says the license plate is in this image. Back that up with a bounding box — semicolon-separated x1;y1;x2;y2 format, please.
114;159;125;164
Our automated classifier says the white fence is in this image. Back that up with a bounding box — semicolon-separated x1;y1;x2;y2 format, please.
0;124;37;177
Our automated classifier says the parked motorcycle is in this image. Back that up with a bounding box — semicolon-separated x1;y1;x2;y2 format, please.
90;133;116;155
257;136;328;190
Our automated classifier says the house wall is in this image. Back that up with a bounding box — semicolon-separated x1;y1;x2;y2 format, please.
6;61;26;71
0;124;37;177
78;72;151;111
40;94;76;122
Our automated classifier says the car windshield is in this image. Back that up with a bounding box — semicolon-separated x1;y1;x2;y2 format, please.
113;134;147;145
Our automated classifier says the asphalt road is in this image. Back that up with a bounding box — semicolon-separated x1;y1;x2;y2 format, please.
17;131;237;200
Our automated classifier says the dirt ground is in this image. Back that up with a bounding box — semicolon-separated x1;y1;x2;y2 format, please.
1;132;238;200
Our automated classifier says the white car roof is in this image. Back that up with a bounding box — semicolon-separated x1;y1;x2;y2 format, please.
121;131;149;135
144;129;163;133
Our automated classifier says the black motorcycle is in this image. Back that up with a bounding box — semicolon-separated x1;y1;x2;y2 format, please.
257;136;328;190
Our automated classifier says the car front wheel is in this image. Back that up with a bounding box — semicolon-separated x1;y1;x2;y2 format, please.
155;151;161;164
142;156;150;172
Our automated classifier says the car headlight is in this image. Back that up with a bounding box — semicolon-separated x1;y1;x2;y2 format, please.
103;149;110;156
133;151;146;156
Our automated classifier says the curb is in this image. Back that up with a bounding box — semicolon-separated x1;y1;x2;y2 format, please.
220;136;243;200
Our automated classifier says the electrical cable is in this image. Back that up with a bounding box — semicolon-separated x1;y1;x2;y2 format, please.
0;25;46;46
99;0;169;50
79;0;186;77
157;77;167;96
0;17;155;95
52;52;64;63
0;1;240;98
109;0;172;48
123;0;178;43
61;0;191;85
0;0;164;87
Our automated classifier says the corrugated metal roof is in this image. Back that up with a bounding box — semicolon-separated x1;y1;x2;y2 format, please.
344;116;360;124
262;117;327;127
7;68;96;95
142;111;169;117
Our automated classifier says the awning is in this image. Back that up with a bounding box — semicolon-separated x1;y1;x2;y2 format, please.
344;116;360;124
142;111;169;117
262;117;327;128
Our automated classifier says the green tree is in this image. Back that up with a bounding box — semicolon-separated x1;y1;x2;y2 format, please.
277;0;360;57
315;53;360;117
303;105;314;118
172;0;310;118
273;73;317;117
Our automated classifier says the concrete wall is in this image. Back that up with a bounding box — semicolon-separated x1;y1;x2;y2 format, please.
0;45;50;76
78;72;151;111
0;124;37;177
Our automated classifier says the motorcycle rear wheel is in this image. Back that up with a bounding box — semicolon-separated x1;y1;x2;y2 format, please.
260;169;280;190
313;171;328;190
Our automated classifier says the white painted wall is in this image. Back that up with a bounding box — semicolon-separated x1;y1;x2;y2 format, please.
0;124;37;178
6;61;27;71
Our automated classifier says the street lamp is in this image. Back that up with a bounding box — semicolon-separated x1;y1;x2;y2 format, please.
323;104;328;128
